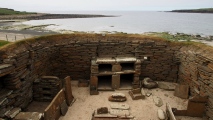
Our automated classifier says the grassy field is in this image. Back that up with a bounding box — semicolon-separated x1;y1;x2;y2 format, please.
0;40;10;47
145;32;193;41
0;8;37;15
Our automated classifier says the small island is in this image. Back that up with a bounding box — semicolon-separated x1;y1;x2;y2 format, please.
170;8;213;13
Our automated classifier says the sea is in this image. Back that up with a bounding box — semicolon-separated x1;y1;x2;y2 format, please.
23;11;213;36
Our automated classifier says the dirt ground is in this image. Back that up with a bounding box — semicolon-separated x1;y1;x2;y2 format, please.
56;81;203;120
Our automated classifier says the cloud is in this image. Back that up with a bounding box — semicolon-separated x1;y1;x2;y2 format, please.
1;0;213;11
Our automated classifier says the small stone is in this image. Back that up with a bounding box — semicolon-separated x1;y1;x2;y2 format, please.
146;92;152;97
97;107;108;114
157;109;166;120
153;96;163;107
142;78;158;89
164;94;168;97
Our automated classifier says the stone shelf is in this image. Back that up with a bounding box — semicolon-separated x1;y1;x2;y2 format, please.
90;57;141;95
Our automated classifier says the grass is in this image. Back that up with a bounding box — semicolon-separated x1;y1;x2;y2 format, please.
0;40;10;47
0;33;211;52
144;32;193;41
0;8;37;15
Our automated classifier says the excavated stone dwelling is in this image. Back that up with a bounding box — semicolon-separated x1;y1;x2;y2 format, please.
0;34;212;119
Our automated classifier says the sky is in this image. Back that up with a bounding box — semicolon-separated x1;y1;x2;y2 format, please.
1;0;213;12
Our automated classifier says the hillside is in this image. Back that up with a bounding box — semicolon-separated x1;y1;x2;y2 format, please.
171;8;213;13
0;8;37;15
0;8;112;20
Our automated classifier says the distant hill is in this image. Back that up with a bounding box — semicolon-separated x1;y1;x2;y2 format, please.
0;8;113;20
0;8;37;15
170;8;213;13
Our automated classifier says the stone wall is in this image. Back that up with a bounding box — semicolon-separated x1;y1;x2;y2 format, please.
176;44;213;119
0;34;179;117
53;35;180;81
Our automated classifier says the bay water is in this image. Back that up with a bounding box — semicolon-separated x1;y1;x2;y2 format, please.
23;11;213;36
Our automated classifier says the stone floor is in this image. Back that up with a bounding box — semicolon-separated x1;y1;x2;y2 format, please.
58;81;203;120
26;81;204;120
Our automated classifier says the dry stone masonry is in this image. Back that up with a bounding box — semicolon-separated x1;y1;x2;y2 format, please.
90;57;141;94
0;34;212;119
33;76;62;101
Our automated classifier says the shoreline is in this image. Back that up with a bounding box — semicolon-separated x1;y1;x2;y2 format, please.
0;13;114;20
0;17;213;47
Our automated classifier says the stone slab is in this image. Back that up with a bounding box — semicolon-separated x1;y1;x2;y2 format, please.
166;103;176;120
14;112;43;120
112;75;120;89
110;103;130;110
109;109;130;116
96;58;116;64
174;85;189;99
5;107;21;119
63;76;74;106
112;64;121;72
60;100;68;116
0;64;12;70
115;57;136;63
158;82;177;91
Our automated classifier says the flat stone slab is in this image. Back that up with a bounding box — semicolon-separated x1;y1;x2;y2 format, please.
109;109;130;116
112;93;126;97
115;57;136;63
96;58;116;64
60;100;68;116
94;110;117;118
0;64;12;70
174;84;189;99
0;98;8;106
110;103;130;110
14;112;43;120
5;108;21;119
0;89;13;99
158;82;177;91
166;103;176;120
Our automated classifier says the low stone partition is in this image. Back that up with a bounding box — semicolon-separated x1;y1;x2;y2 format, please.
0;34;212;119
